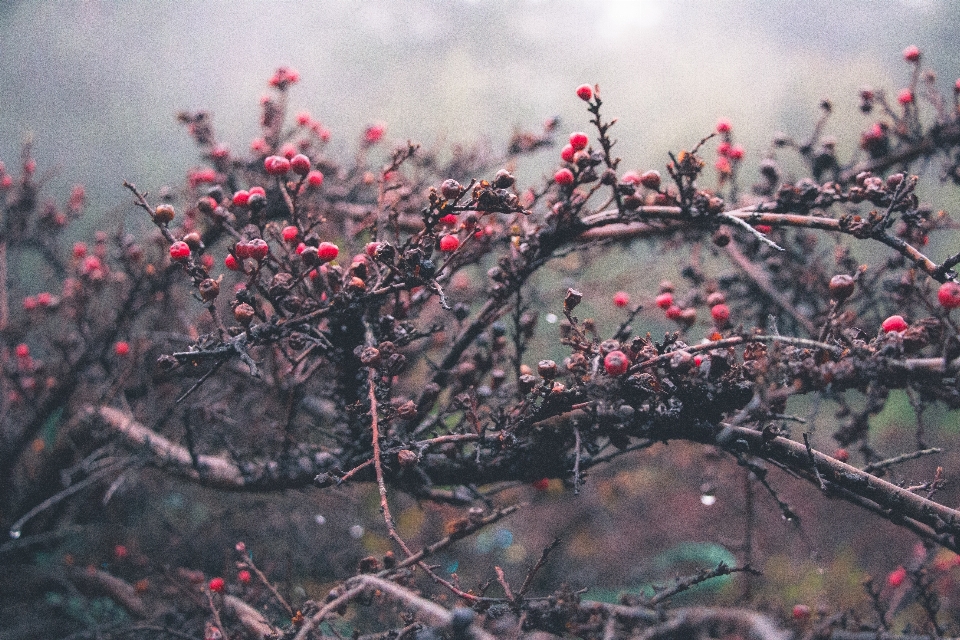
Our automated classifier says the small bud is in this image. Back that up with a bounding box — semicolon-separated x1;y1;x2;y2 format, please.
154;204;176;224
564;288;583;311
234;303;255;325
397;449;418;467
537;360;558;379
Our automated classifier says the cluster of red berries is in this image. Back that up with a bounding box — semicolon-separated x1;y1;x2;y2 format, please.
647;284;731;329
714;118;744;176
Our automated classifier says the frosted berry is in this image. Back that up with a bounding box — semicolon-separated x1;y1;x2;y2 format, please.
903;45;921;63
364;124;385;144
792;604;811;620
264;155;290;175
834;448;849;463
441;179;462;199
613;291;630;307
22;296;37;310
15;344;30;359
665;305;683;320
554;168;574;185
569;132;589;151
114;341;130;357
560;144;575;163
209;577;225;592
238;570;251;584
248;238;269;261
317;242;339;262
710;303;730;325
655;292;674;309
290;154;311;176
439;214;458;226
716;118;732;134
225;254;239;271
249;186;266;197
728;145;744;160
576;84;593;101
282;226;299;242
882;315;908;333
640;170;662;190
306;170;324;187
73;242;88;259
439;235;460;252
235;241;252;259
169;241;191;261
937;281;960;309
603;350;630;376
365;242;381;257
279;144;297;160
296;111;312;126
898;89;914;105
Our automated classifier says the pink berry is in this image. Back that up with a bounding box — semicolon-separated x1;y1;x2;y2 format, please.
15;344;29;359
792;604;811;620
248;238;269;261
365;242;381;257
114;341;130;357
36;292;52;307
665;305;683;320
710;303;730;325
439;214;458;226
282;226;299;242
887;566;907;588
882;315;908;333
364;124;385;144
169;241;191;261
554;168;575;186
717;141;732;157
903;45;921;63
728;145;744;161
955;78;960;93
73;242;88;259
317;242;339;262
603;350;630;376
716;118;732;134
22;296;37;311
290;154;311;176
754;224;772;234
237;570;251;584
834;448;849;463
898;89;914;105
209;577;225;593
576;84;593;101
114;544;128;559
569;132;589;151
532;478;550;491
296;111;312;126
249;186;266;197
560;144;575;163
938;282;960;309
225;254;239;271
306;170;324;187
264;155;290;176
655;292;674;309
439;235;460;252
613;291;630;308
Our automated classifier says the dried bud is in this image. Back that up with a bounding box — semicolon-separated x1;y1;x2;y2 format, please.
537;359;558;379
564;288;583;311
441;179;462;200
198;278;220;301
234;303;255;325
493;169;515;189
518;374;537;393
397;449;418;467
154;204;176;224
829;274;856;301
397;400;417;419
360;347;381;367
712;228;731;247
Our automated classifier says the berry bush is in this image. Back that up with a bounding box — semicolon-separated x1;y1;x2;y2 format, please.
5;49;960;639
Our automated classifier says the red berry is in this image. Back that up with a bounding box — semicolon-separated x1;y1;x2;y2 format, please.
73;242;88;259
249;186;266;197
15;343;29;359
833;448;849;463
903;45;921;63
235;241;252;259
640;170;662;190
209;577;225;593
887;566;907;588
532;478;550;491
728;145;744;161
710;303;730;325
317;242;339;262
290;154;311;176
237;569;251;584
36;292;52;307
365;242;381;257
365;124;386;144
882;315;908;333
938;282;960;309
439;235;460;252
22;296;37;311
114;341;130;357
604;350;630;376
754;224;772;234
264;155;290;176
280;144;297;160
575;84;593;101
792;604;811;620
693;355;704;367
665;305;683;320
613;291;630;308
296;111;312;126
282;226;299;242
898;89;914;105
554;168;575;186
560;144;575;163
169;241;191;261
248;238;269;261
717;141;732;156
439;214;458;226
569;131;589;151
955;78;960;93
621;171;641;185
306;170;324;187
225;254;239;271
655;292;674;309
716;118;732;134
113;544;128;559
